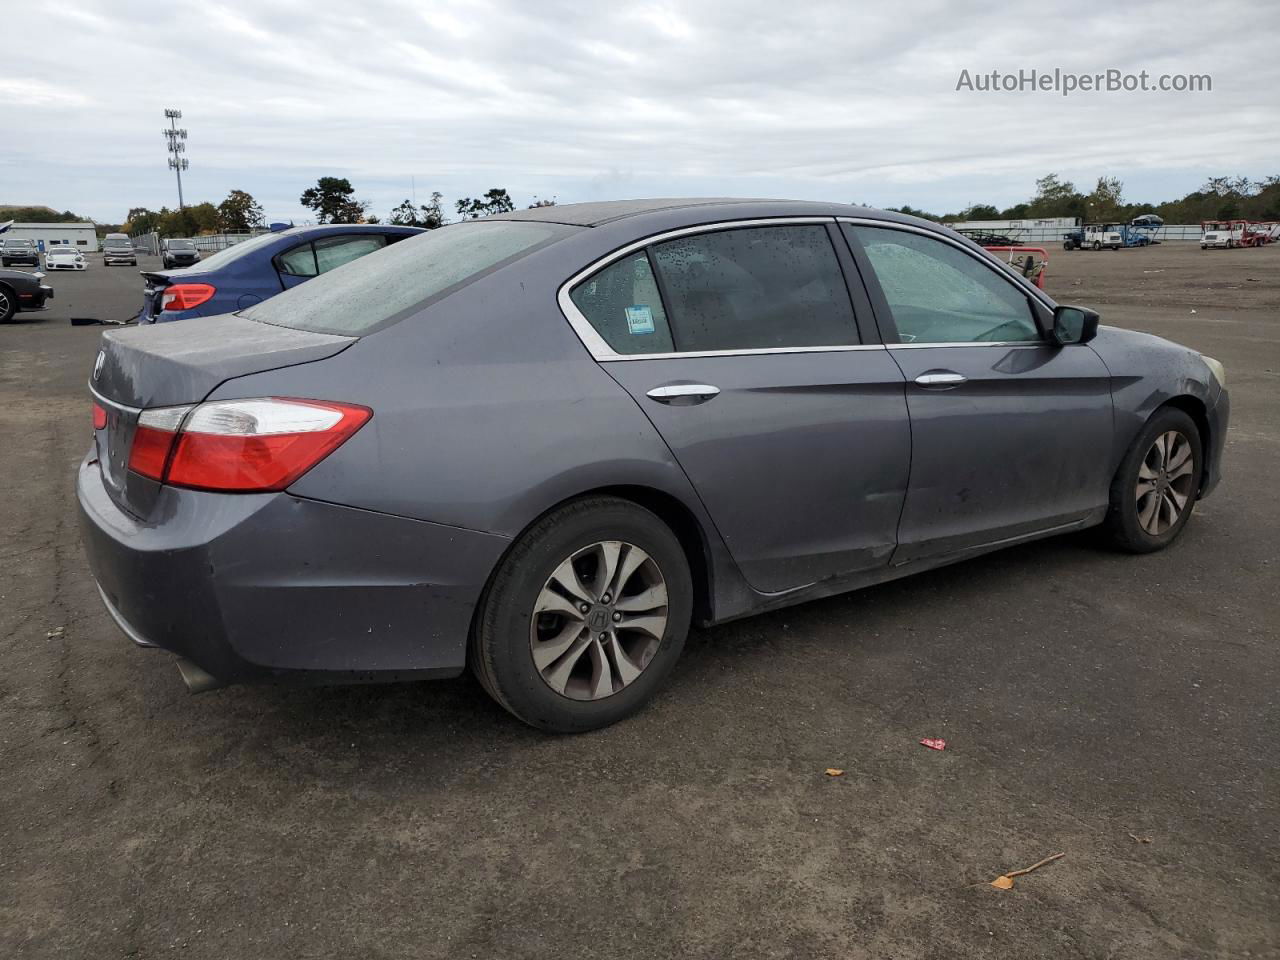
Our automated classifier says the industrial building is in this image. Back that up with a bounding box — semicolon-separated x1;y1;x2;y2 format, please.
1;222;99;252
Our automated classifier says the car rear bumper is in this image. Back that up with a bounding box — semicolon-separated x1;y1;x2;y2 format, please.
77;452;510;686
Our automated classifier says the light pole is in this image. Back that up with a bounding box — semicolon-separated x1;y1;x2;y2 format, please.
163;108;189;210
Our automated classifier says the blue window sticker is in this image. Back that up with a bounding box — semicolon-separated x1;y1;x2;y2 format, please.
625;304;656;335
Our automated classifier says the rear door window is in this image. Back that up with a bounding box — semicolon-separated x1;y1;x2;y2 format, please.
568;224;860;355
314;234;386;273
277;243;319;277
651;225;859;352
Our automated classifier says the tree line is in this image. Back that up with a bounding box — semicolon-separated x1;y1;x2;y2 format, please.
298;177;555;228
117;179;558;237
889;173;1280;225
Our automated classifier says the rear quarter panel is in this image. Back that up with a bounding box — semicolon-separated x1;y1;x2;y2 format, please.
210;234;755;620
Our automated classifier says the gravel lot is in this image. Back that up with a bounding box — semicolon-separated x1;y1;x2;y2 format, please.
1;244;1277;959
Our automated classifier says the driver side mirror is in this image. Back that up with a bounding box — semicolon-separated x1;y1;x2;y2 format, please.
1051;305;1100;345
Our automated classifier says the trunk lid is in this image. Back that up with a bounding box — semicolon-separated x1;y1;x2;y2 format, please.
91;313;355;516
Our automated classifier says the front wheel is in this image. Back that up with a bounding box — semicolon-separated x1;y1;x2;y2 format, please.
470;496;693;733
1104;408;1202;553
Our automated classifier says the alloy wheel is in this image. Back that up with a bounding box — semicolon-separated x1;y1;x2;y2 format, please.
529;540;668;701
1135;430;1195;535
0;288;11;317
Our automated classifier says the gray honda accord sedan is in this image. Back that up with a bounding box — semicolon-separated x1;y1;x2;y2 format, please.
79;199;1229;732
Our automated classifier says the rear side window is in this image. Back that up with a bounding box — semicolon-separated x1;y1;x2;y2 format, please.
245;221;572;335
569;252;675;354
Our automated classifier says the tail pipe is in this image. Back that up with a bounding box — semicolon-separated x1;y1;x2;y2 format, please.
175;657;226;694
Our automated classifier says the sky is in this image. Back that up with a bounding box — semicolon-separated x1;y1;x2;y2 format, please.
2;0;1277;225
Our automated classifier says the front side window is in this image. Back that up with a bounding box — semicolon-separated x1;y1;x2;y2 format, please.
650;225;858;352
569;251;675;354
846;225;1039;344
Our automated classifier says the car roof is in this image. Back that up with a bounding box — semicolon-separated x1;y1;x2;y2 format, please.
279;223;423;237
489;197;928;230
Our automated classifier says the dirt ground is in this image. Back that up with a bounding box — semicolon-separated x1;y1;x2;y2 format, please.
1;243;1277;959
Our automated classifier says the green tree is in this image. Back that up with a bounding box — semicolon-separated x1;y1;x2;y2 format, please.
885;204;937;220
388;191;445;228
299;177;368;224
456;188;515;220
528;197;557;208
188;202;221;234
218;189;265;232
1027;173;1086;218
1085;176;1125;223
123;207;162;235
960;203;1000;220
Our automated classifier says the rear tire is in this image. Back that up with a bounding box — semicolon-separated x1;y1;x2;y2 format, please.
1103;407;1202;553
470;496;693;733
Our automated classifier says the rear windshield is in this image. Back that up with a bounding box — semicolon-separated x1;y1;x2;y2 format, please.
243;220;573;336
190;231;279;269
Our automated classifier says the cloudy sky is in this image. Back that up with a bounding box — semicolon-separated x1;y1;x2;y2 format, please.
3;0;1277;224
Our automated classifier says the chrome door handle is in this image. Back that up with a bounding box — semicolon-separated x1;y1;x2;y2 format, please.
646;383;721;405
914;372;967;387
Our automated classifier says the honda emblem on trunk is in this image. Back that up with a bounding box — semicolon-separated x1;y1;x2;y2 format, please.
93;350;105;381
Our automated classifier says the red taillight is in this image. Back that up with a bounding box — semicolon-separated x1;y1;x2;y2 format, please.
92;402;107;430
126;405;192;480
160;283;216;311
126;398;370;492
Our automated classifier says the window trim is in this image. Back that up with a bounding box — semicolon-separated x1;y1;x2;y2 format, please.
837;217;1056;348
558;216;883;361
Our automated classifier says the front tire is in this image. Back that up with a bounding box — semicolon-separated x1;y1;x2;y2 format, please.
1104;408;1202;553
0;284;17;323
470;496;693;733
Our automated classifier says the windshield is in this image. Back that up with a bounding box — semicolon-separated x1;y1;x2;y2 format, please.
105;239;132;247
244;220;574;336
5;239;33;247
167;240;195;250
189;231;279;270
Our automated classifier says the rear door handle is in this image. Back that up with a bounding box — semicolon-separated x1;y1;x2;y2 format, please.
914;371;967;388
646;383;721;405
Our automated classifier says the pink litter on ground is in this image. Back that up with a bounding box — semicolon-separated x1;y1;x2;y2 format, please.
919;738;947;751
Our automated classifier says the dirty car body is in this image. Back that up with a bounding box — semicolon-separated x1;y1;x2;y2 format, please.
78;199;1229;729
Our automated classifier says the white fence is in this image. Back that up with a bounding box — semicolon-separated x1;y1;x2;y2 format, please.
128;229;273;256
948;224;1207;244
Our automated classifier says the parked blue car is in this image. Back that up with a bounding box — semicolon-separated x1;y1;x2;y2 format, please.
138;224;424;323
